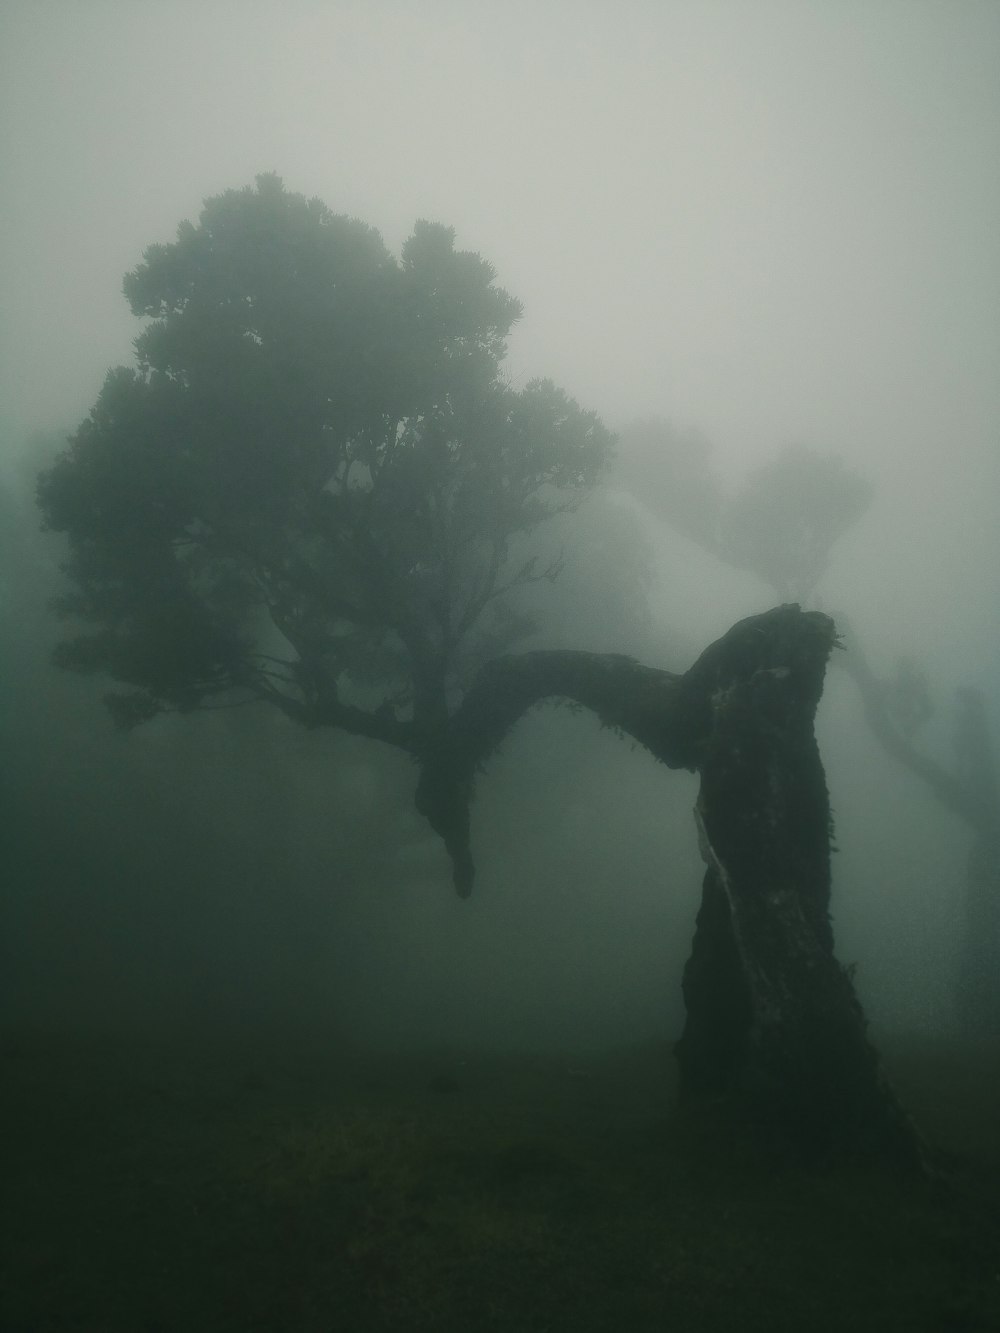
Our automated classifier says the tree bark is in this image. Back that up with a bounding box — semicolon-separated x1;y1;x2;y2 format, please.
415;604;926;1165
677;647;919;1163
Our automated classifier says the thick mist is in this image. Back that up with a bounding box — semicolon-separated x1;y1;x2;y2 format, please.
2;0;997;1056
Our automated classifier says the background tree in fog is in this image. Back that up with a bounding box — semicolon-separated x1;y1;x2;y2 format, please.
617;421;1000;1033
616;423;872;602
38;174;611;744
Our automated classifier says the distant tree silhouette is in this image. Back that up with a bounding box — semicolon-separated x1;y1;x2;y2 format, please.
617;422;872;601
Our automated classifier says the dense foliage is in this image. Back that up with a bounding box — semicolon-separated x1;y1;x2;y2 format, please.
39;176;612;735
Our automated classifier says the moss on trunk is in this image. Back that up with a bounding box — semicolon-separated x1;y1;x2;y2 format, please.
417;605;928;1166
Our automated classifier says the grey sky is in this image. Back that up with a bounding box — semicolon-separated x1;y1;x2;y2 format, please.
2;0;997;675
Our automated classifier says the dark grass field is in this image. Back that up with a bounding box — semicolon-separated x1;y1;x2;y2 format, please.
2;1028;998;1332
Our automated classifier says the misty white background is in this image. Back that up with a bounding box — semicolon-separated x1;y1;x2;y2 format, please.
2;0;996;1043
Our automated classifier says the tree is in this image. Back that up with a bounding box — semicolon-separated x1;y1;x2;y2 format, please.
617;422;873;602
39;175;610;748
617;421;1000;1038
720;446;873;603
38;181;924;1163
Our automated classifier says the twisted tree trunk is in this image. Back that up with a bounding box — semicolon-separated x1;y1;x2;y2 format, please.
415;605;926;1165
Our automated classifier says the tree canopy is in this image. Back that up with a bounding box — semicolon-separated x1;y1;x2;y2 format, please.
39;175;612;737
616;421;873;602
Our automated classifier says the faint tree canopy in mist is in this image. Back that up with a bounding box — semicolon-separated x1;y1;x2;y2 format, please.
616;420;873;603
722;446;874;602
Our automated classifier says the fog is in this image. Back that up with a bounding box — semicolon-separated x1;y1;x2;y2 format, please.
2;0;998;1054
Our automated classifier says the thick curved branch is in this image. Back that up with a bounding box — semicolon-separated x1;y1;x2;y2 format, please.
416;604;836;895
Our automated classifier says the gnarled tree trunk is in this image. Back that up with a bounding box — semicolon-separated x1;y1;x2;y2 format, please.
414;604;926;1165
676;646;918;1162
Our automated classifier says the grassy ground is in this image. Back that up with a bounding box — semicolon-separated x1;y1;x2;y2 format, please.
2;1028;998;1331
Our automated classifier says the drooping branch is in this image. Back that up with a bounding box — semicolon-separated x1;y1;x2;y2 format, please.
413;648;686;897
413;602;927;1162
415;604;837;896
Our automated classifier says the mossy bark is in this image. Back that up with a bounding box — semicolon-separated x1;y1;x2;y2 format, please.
414;605;926;1165
676;648;921;1163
